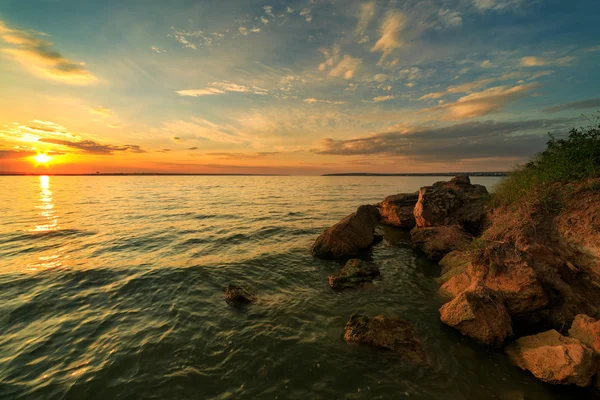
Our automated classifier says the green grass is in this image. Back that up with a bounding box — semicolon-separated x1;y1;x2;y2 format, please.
492;116;600;208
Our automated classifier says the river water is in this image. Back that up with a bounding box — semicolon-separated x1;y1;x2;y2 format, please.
0;176;597;399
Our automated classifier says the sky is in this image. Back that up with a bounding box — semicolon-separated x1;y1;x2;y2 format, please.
0;0;599;175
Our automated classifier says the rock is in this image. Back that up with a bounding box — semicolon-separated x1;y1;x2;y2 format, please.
311;205;381;260
484;262;548;316
569;314;600;354
225;284;256;305
439;263;485;299
505;330;596;387
377;192;419;229
328;259;380;290
413;175;489;235
410;225;473;261
344;314;427;364
439;284;513;346
436;250;470;285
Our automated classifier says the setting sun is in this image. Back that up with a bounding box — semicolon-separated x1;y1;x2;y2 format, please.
34;153;52;164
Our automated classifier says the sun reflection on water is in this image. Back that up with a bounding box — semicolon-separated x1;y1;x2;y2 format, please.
34;175;59;232
25;175;67;272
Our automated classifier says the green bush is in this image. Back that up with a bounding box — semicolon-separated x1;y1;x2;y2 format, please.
493;117;600;207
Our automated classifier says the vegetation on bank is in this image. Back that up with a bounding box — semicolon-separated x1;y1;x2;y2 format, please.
492;115;600;209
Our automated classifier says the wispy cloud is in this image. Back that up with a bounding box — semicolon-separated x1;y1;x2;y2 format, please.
355;1;376;35
373;95;395;102
88;107;114;118
319;47;362;79
151;46;166;53
176;88;226;97
438;9;462;28
176;81;268;97
303;98;345;105
371;11;406;64
520;56;575;67
419;72;522;100
544;98;600;113
0;20;97;84
38;138;146;155
300;9;312;22
422;83;541;119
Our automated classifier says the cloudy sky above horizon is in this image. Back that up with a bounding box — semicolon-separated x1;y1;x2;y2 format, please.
1;0;599;174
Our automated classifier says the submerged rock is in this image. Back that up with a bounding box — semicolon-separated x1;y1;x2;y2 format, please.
410;225;472;261
311;205;381;260
569;314;600;354
225;284;256;306
344;314;427;364
377;192;419;229
413;175;488;235
439;284;513;346
505;330;596;387
328;259;380;290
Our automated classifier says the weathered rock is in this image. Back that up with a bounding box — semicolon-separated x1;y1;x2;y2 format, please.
569;314;600;354
440;284;513;346
378;192;419;229
344;314;427;364
439;263;485;299
225;284;256;305
410;225;472;261
414;175;488;235
484;262;549;316
311;205;381;259
505;330;596;387
328;259;380;290
436;250;470;285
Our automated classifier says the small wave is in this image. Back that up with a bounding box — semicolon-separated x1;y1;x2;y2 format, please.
0;229;96;244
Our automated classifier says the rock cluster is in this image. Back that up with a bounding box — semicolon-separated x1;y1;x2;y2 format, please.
308;175;600;390
410;175;488;260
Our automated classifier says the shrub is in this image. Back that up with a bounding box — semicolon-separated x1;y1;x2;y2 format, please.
493;116;600;208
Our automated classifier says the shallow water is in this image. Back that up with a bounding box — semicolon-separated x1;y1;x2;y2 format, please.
0;175;597;400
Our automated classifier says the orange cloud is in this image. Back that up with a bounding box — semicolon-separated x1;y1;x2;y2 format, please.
422;83;541;120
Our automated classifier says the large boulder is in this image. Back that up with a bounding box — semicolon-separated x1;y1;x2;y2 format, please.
377;192;419;229
328;259;380;290
414;175;488;235
569;314;600;354
505;330;596;387
311;205;381;259
410;225;472;261
344;314;427;364
484;262;548;316
225;284;256;306
440;284;513;346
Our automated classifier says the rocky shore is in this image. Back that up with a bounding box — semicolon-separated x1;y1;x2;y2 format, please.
311;175;600;391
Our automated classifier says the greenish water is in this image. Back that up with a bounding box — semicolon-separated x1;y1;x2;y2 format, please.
0;176;597;399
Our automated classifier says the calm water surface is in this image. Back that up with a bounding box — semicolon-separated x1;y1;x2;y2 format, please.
0;176;596;399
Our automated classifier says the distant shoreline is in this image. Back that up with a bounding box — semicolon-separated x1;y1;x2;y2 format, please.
0;172;509;177
322;172;509;177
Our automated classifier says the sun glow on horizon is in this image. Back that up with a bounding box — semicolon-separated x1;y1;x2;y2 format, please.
34;153;53;165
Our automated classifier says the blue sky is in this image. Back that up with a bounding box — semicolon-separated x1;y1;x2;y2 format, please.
0;0;599;173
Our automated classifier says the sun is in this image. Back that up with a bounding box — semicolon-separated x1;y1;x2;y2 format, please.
34;153;53;164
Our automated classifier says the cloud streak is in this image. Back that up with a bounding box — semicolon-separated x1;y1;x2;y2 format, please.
544;98;600;113
0;20;97;84
38;138;146;155
422;83;542;119
312;118;575;161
